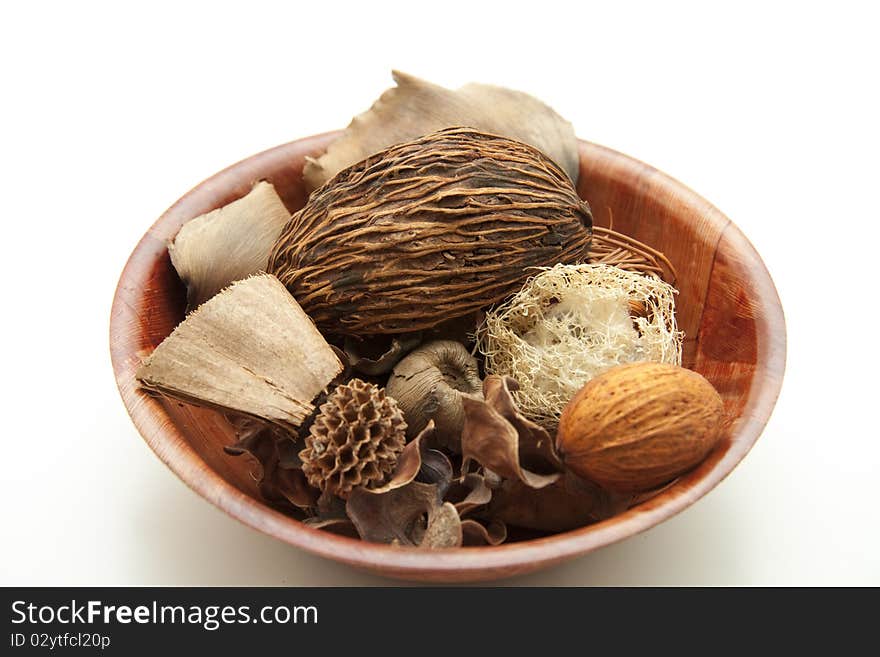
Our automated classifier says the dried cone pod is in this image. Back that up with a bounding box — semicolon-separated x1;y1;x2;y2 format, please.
136;274;343;432
300;379;407;499
556;362;724;493
268;127;593;336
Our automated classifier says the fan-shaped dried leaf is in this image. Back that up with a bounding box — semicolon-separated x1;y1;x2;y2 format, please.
137;275;343;432
269;128;593;336
303;70;579;191
460;377;562;489
169;181;291;310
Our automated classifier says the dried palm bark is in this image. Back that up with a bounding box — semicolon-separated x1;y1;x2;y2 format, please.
168;181;290;310
269;127;593;336
136;275;343;431
303;71;579;190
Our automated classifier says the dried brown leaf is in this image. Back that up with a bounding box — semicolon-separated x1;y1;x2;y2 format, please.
346;481;439;545
460;376;561;489
448;473;493;518
461;519;507;546
344;333;422;376
487;471;610;532
223;423;319;510
483;376;564;472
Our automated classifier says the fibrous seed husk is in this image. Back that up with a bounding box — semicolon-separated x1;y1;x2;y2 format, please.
136;274;343;432
168;181;291;311
268;127;593;336
303;70;579;190
477;264;683;431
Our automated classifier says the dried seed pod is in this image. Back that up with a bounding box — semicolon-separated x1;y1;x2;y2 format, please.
385;340;482;452
268;127;593;336
300;379;407;499
303;70;580;190
556;362;724;493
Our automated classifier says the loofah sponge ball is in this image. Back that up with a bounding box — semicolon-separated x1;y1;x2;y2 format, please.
300;379;407;498
477;264;683;431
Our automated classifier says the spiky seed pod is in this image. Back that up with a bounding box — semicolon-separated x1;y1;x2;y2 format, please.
268;127;593;336
300;379;407;499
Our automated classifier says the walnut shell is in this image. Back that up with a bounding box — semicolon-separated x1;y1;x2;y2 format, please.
556;362;724;493
300;379;407;499
268;127;593;335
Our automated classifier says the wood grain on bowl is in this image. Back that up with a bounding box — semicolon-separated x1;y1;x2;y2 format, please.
110;133;785;582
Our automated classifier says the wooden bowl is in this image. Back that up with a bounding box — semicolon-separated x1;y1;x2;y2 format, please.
110;132;785;582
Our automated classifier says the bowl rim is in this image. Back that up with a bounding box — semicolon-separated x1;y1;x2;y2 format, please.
110;133;786;581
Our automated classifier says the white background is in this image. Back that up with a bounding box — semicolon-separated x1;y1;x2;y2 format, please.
2;1;877;586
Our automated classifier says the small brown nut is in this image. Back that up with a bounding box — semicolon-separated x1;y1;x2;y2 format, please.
556;362;724;493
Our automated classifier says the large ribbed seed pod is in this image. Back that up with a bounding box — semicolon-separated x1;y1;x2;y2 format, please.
268;127;593;335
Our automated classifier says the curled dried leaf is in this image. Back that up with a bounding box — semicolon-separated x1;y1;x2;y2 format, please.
343;333;422;376
346;480;439;545
461;519;507;546
303;70;579;191
460;376;561;489
487;471;611;532
447;473;493;518
223;422;319;510
483;376;564;472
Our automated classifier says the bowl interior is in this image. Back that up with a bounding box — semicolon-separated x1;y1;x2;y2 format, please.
110;133;785;582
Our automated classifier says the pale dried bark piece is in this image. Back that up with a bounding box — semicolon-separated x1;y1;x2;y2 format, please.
460;376;562;489
168;181;291;310
304;71;579;190
420;503;463;549
136;274;343;432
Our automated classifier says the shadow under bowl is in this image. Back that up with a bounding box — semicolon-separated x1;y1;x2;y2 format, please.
110;132;786;582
